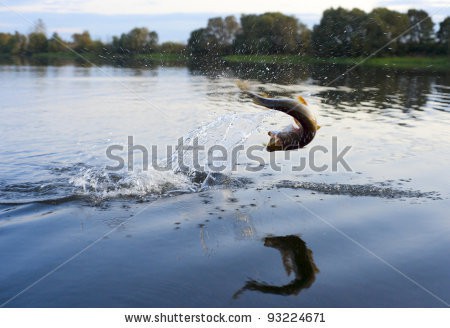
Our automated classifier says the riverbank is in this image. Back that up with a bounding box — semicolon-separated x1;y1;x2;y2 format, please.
0;52;187;66
2;53;448;71
223;55;450;71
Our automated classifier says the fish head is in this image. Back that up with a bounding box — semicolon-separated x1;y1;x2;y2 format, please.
266;131;284;152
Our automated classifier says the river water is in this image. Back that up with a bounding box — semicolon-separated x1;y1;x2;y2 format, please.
0;61;449;307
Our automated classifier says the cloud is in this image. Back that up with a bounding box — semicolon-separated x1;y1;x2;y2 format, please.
0;0;379;15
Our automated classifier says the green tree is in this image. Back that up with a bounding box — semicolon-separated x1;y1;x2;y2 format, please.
401;9;434;54
48;32;68;52
27;32;48;53
159;42;185;54
437;16;450;55
234;12;307;55
364;8;409;55
296;22;311;55
0;33;13;53
206;16;239;50
72;31;94;52
224;16;240;45
311;7;368;57
187;16;240;56
0;31;27;55
129;28;157;53
116;28;158;54
111;35;123;53
11;32;27;55
25;18;48;54
187;28;212;56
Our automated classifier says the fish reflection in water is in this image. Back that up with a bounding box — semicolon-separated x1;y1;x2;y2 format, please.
234;235;319;298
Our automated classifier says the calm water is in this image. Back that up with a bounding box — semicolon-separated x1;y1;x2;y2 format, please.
0;61;449;307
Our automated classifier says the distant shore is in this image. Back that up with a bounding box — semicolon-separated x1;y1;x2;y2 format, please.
0;52;187;66
33;52;187;63
1;52;449;71
223;55;450;71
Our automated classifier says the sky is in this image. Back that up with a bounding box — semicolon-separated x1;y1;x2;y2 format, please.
0;0;449;43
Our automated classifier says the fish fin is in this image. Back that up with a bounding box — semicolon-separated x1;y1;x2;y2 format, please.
297;96;308;106
236;80;250;92
316;124;321;130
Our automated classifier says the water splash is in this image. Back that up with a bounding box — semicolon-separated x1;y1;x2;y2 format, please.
170;111;270;172
0;111;267;204
69;167;195;198
169;110;271;190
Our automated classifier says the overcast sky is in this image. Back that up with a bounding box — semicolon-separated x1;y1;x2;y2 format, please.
0;0;448;42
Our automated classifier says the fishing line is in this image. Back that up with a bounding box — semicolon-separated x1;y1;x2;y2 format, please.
324;9;444;87
0;0;168;117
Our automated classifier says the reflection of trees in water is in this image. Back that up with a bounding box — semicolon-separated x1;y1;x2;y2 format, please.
0;55;185;71
0;55;73;67
233;235;319;298
187;57;232;79
108;56;158;70
311;66;449;116
229;63;310;85
7;56;446;115
190;61;449;116
188;59;310;84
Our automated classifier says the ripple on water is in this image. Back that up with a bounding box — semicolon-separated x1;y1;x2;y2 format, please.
275;180;440;200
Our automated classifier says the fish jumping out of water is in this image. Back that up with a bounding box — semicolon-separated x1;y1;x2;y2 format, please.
237;81;320;152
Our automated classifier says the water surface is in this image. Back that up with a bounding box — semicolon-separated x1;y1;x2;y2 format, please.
0;62;449;307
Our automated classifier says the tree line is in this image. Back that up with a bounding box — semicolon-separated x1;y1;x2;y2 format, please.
188;8;450;57
0;19;185;56
0;7;449;59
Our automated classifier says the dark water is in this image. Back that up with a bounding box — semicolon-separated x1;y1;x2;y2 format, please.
0;60;449;307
